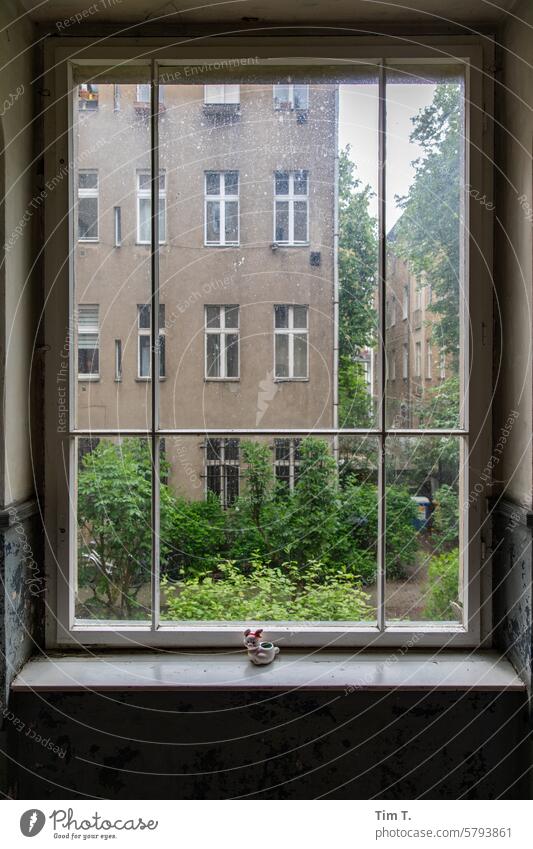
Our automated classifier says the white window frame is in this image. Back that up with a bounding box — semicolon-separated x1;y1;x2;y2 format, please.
204;84;240;104
204;172;240;247
274;304;309;380
136;170;166;245
77;305;99;380
45;39;491;649
426;343;432;379
114;339;122;381
273;170;309;246
137;304;166;380
273;83;309;110
402;343;409;379
402;284;409;319
77;169;99;242
204;305;240;380
415;341;422;377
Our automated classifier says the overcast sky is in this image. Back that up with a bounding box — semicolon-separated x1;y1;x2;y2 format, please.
339;83;436;227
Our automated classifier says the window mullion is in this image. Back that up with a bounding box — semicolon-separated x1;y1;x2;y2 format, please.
377;60;387;633
151;63;160;632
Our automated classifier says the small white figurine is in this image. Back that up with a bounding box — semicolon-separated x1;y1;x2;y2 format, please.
243;628;280;665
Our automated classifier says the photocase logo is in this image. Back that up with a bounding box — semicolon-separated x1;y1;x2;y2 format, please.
20;809;46;837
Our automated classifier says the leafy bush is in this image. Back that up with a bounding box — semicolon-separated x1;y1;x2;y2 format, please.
424;549;459;619
432;485;459;548
161;493;226;579
162;559;372;621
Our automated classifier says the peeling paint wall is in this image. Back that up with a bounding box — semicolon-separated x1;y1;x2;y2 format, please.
9;689;528;799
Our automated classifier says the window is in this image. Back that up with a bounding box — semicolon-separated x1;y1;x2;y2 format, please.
78;83;98;110
136;84;164;104
415;341;422;377
115;339;122;381
204;84;240;104
58;55;486;648
137;171;166;244
274;170;309;245
390;350;396;381
205;438;239;507
137;304;165;379
77;170;98;241
274;304;308;379
402;284;409;319
204;172;239;246
440;349;446;380
114;207;121;247
391;296;396;326
77;305;99;378
273;83;309;111
415;280;422;310
274;438;301;490
113;84;120;111
205;305;239;379
426;344;432;379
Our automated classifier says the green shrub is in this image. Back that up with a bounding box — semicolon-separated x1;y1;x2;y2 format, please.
432;485;459;548
161;559;372;621
424;548;459;619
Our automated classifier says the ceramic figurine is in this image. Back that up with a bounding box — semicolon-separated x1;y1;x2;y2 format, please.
243;628;280;665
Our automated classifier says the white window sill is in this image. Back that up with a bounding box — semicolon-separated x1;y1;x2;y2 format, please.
11;651;524;693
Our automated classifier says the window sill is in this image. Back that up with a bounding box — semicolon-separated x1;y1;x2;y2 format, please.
11;651;524;693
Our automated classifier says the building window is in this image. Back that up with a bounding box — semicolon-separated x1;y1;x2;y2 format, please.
274;170;309;245
204;84;240;104
136;84;164;104
114;206;121;247
274;304;308;379
415;280;422;310
204;171;239;246
78;305;99;378
113;84;120;111
137;171;166;244
77;170;98;241
273;83;309;111
137;304;166;379
114;339;122;381
78;83;98;111
426;344;432;379
274;438;301;490
440;349;446;380
205;305;239;379
391;296;396;325
205;438;240;508
402;284;409;319
415;341;422;377
402;343;408;379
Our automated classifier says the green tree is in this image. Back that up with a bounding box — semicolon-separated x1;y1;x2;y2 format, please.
394;83;462;360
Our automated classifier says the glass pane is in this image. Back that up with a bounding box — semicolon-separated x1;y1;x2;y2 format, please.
157;75;377;434
74;81;152;429
293;333;308;377
206;200;220;242
224;304;239;328
76;437;152;622
385;67;464;429
139;335;150;377
275;333;289;377
294;85;309;111
274;304;288;328
206;333;221;377
293;201;308;242
338;78;379;428
205;172;219;195
159;435;377;623
225;333;239;377
206;305;220;327
225;200;239;243
78;197;98;240
275;201;289;242
385;436;462;622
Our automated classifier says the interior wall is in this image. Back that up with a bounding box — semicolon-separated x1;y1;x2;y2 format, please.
494;0;533;509
0;0;38;507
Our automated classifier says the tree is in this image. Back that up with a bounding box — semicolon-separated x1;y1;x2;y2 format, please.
394;83;462;361
337;146;378;427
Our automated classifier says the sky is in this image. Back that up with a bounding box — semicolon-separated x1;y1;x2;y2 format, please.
339;83;437;227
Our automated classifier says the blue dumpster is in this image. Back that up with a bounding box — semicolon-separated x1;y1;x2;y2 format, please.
411;496;431;530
